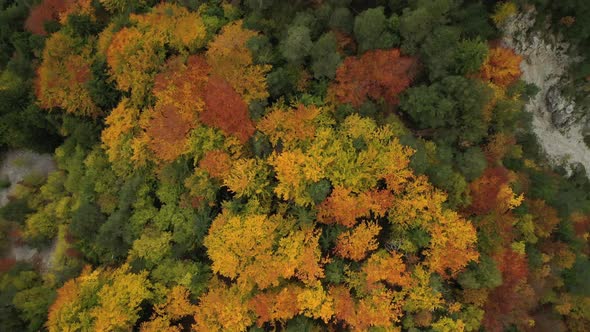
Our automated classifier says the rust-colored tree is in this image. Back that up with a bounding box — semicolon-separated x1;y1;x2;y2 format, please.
329;49;417;107
153;55;209;118
527;199;560;239
103;4;207;106
483;250;535;332
201;76;256;143
142;106;193;163
25;0;74;35
469;167;522;215
331;284;403;330
138;55;210;163
199;150;232;180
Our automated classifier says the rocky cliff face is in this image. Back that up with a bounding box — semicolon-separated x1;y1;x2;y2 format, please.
502;9;590;176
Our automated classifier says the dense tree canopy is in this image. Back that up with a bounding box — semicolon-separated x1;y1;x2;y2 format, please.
1;1;589;331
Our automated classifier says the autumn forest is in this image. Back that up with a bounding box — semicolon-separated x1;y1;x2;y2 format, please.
0;0;589;331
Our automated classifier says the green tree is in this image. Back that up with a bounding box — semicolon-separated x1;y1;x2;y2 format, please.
399;0;458;54
353;7;395;53
311;32;341;79
280;25;313;64
456;147;488;182
329;7;353;34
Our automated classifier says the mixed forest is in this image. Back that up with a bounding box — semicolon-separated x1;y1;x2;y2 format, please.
0;0;589;331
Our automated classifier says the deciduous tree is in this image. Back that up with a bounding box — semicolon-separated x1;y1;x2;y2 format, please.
206;21;271;104
36;31;99;117
479;47;523;88
329;49;417;107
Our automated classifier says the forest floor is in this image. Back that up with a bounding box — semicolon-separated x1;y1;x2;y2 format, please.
503;10;590;175
0;149;56;271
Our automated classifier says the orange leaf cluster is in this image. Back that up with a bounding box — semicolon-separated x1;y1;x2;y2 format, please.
199;150;232;180
138;55;208;162
153;55;209;119
335;221;382;261
58;0;94;24
469;167;514;215
571;213;590;241
103;4;207;104
479;47;523;88
484;133;517;164
329;48;417;107
426;210;480;279
363;250;411;290
317;187;393;227
143;105;194;163
248;285;302;327
140;286;196;332
331;285;403;330
193;279;253;332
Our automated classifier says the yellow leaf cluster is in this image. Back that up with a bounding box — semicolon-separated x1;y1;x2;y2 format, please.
426;210;480;279
206;20;271;103
193;279;254;332
297;282;334;323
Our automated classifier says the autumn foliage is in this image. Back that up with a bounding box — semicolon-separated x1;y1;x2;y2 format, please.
479;47;523;88
317;187;393;228
36;31;100;117
23;2;589;332
469;167;523;215
335;221;382;261
483;250;534;332
329;49;417;107
26;0;74;35
202;76;256;143
206;21;271;104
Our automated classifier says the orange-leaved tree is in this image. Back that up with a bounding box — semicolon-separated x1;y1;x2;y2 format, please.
479;47;523;88
329;48;417;107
